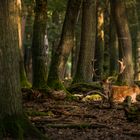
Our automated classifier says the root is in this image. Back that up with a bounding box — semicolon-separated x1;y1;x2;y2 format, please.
0;114;48;139
85;90;108;99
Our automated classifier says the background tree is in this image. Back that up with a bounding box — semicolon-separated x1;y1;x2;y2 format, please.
103;0;110;77
111;0;134;85
0;0;46;139
135;0;140;80
73;0;96;83
125;1;140;80
93;0;104;81
32;0;48;89
18;0;31;88
23;0;35;80
47;0;83;90
109;12;119;76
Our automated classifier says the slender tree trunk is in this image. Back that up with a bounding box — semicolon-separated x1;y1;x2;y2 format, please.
23;1;34;81
93;1;104;81
0;0;46;139
110;0;134;85
73;0;96;83
125;2;139;81
109;14;119;76
32;0;48;89
47;0;83;89
135;0;140;80
18;0;31;88
71;10;82;78
104;0;110;77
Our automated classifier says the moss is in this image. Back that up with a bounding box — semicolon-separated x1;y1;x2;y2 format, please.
67;82;102;94
47;79;66;91
66;94;78;101
0;114;48;140
20;65;32;88
21;80;32;88
31;83;53;97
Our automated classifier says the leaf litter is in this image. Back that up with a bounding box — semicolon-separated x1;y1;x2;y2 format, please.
23;89;140;140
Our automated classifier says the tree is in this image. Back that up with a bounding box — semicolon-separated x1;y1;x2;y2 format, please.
23;0;35;80
103;0;110;77
73;0;96;83
32;0;48;89
110;0;134;85
0;0;46;139
93;0;104;81
135;0;140;80
125;1;139;80
47;0;83;90
18;0;31;88
109;13;119;76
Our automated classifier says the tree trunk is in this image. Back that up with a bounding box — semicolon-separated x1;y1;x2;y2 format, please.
125;2;139;81
73;0;96;83
47;0;83;90
135;0;140;80
32;0;48;89
103;0;110;77
0;0;46;139
18;0;31;88
23;1;35;81
110;0;134;85
93;1;104;81
109;11;119;76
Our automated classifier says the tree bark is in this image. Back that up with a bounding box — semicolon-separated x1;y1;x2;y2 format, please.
73;0;96;83
0;0;46;139
32;0;48;89
110;0;134;85
93;1;104;81
135;0;140;80
18;0;31;88
109;11;119;76
23;1;34;81
47;0;83;89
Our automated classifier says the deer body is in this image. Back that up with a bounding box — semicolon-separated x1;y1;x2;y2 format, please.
111;85;140;102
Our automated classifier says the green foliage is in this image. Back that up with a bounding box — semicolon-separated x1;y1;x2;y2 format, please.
47;0;67;45
125;0;136;7
48;0;67;12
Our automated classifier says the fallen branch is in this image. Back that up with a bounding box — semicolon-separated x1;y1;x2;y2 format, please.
43;122;111;129
85;90;108;99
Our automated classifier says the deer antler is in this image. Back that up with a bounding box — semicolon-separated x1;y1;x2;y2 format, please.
118;58;126;74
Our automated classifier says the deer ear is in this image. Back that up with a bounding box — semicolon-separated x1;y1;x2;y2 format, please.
117;58;126;74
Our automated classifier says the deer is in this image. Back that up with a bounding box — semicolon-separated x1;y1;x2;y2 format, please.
102;59;140;104
87;59;140;107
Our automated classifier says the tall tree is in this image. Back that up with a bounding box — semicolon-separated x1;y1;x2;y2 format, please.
109;13;119;76
110;0;134;85
135;0;140;80
18;0;31;88
93;0;104;81
73;0;96;83
47;0;83;90
0;0;46;139
125;1;139;81
23;0;35;80
103;0;110;77
32;0;48;89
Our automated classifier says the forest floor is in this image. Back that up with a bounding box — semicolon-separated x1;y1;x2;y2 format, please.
23;89;140;140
